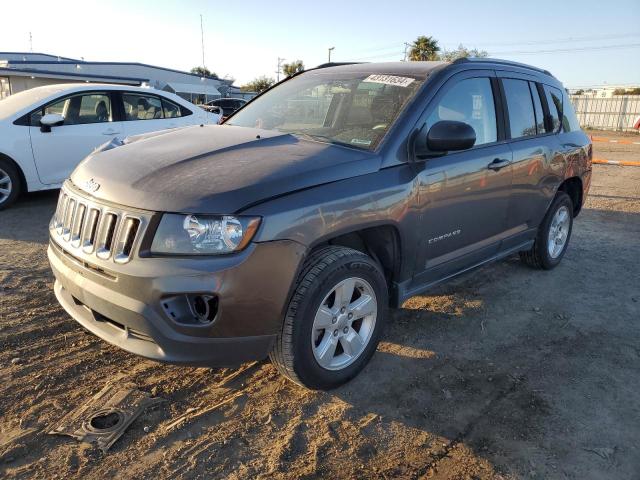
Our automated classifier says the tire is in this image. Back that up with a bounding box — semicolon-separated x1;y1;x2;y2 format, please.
270;246;388;390
0;157;21;211
519;192;573;270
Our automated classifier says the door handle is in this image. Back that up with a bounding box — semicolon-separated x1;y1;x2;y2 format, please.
102;128;120;135
487;158;511;171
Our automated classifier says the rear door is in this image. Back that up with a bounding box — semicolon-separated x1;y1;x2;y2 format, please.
29;91;123;185
497;73;560;246
412;70;514;286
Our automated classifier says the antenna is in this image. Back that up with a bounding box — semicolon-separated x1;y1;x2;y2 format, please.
29;32;33;52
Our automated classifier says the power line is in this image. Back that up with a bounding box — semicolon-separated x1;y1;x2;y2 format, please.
490;42;640;55
345;32;640;59
455;32;640;47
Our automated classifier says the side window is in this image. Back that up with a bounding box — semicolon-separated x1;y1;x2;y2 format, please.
502;79;536;139
122;94;164;121
563;95;581;132
529;82;546;134
426;77;497;146
30;93;112;126
162;99;182;118
543;85;562;132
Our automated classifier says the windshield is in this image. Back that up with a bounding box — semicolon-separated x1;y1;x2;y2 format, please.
0;86;61;121
227;71;424;150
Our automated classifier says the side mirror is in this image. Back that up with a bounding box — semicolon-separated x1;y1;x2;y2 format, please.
40;113;65;133
426;120;476;152
210;106;222;115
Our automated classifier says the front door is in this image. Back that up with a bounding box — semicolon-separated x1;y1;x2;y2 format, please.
412;72;514;288
29;92;123;185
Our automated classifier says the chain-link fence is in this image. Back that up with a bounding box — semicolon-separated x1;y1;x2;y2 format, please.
570;95;640;132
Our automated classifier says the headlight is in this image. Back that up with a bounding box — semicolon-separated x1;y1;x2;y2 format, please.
150;214;260;255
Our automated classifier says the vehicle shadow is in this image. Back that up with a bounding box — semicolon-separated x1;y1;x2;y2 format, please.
0;190;59;244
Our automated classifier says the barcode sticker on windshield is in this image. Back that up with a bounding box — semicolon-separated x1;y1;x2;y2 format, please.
364;74;415;88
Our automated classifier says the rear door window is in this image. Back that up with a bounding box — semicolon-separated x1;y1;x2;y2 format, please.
502;79;537;139
122;93;164;121
529;82;546;134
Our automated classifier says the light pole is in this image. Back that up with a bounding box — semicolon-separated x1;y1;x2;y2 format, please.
276;57;286;82
328;47;335;63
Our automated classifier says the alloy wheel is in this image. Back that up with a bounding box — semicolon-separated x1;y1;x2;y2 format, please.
311;276;377;371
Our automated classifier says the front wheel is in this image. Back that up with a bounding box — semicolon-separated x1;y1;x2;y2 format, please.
520;191;574;270
270;246;388;390
0;158;21;211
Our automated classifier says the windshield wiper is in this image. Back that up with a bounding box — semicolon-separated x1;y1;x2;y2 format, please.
289;132;364;150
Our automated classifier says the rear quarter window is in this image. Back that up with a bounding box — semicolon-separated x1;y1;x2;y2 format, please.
562;95;581;132
543;85;562;133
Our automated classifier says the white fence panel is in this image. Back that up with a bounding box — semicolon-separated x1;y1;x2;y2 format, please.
570;95;640;132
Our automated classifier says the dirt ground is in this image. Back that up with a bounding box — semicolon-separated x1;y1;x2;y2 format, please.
1;132;639;479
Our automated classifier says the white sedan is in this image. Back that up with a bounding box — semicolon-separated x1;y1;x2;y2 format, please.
0;83;221;209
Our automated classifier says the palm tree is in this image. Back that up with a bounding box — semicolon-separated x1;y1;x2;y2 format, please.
408;36;440;61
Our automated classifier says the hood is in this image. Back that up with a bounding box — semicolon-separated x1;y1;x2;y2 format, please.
71;125;379;213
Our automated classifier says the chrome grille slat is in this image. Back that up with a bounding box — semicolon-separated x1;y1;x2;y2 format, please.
82;208;100;253
62;198;76;240
51;185;147;264
96;212;119;260
114;217;140;264
70;203;86;247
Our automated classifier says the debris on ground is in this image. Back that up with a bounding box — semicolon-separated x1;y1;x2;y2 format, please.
48;382;163;452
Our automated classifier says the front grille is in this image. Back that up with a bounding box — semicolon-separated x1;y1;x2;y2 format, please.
51;184;148;264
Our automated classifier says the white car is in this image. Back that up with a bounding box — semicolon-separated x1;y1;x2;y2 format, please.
0;83;221;209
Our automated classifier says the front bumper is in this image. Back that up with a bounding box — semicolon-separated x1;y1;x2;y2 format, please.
48;238;305;366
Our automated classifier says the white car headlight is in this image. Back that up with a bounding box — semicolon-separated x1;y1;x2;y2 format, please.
150;214;260;255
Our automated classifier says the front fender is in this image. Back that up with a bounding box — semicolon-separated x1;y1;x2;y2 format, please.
242;165;420;280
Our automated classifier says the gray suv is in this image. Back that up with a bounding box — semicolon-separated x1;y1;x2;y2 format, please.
48;59;591;389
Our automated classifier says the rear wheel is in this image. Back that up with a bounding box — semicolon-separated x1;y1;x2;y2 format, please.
0;158;21;211
270;246;388;390
520;192;573;270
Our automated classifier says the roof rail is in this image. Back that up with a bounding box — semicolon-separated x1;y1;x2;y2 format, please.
314;62;367;69
452;57;554;77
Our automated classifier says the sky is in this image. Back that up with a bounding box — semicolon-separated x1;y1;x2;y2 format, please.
2;0;639;87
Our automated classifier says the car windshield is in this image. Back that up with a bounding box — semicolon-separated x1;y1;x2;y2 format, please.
0;86;61;121
227;71;424;150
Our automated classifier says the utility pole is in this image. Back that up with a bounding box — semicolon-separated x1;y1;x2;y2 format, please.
328;47;335;63
403;42;411;61
200;14;206;69
276;57;285;82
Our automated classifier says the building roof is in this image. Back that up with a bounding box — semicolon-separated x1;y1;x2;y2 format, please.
2;57;231;85
0;67;146;85
164;82;221;96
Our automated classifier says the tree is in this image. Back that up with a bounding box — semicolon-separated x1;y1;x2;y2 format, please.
190;66;219;79
614;87;640;95
574;89;584;95
408;36;440;61
439;44;489;61
282;60;305;77
241;76;275;93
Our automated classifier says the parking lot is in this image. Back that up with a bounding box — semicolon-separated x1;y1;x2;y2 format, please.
1;133;639;479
